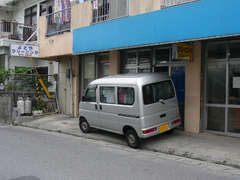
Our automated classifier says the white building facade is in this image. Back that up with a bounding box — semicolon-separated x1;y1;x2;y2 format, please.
0;0;58;90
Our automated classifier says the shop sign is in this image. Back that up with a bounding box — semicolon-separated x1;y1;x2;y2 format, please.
173;43;193;60
233;77;240;88
10;44;39;57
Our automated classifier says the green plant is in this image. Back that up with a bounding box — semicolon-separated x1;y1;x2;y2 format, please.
0;66;10;84
31;97;42;111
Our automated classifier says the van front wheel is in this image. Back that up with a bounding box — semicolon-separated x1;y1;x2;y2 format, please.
125;129;140;148
79;119;91;133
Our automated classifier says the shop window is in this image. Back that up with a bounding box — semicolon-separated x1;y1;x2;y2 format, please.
207;43;226;60
207;64;226;104
97;53;109;78
118;87;134;105
155;48;170;64
120;51;137;74
138;68;151;73
228;108;240;133
143;80;175;105
98;62;109;78
229;63;240;105
229;43;240;59
100;87;115;104
121;68;136;74
139;50;151;64
83;55;96;90
126;51;137;65
84;86;96;102
154;66;169;74
207;107;225;132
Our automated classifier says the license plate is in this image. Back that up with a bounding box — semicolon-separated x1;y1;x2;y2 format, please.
159;124;169;132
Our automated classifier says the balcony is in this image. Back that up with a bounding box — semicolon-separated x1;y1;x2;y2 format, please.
161;0;200;8
0;21;37;42
46;8;71;37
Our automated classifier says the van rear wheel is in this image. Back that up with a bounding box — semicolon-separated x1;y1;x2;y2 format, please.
79;119;91;133
125;129;140;148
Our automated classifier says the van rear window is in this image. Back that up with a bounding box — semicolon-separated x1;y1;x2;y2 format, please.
143;80;175;105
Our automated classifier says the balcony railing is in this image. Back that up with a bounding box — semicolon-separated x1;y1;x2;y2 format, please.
161;0;199;8
46;8;71;37
0;21;37;41
92;0;129;24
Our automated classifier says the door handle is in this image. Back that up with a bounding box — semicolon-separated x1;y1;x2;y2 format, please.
160;113;166;118
95;104;98;110
99;105;102;110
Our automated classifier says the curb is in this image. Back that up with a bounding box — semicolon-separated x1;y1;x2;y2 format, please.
14;123;240;170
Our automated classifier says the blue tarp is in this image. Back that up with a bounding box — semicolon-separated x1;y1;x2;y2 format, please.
73;0;240;54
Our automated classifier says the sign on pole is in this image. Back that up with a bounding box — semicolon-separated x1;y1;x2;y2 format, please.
172;43;193;61
176;43;193;60
10;44;39;57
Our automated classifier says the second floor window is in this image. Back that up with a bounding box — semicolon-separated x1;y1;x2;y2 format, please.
24;5;37;26
93;0;110;23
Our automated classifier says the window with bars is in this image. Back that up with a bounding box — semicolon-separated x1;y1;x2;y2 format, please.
92;0;128;23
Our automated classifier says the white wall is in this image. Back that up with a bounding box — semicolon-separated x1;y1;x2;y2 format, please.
3;0;59;93
0;10;13;21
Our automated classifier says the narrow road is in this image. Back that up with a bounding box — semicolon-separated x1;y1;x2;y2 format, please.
0;126;239;180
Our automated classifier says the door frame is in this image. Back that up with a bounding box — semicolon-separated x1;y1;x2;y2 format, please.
203;40;240;137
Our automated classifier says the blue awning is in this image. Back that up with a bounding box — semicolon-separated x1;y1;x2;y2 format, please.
73;0;240;54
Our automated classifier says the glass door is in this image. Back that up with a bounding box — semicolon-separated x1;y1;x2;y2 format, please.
97;53;109;78
228;43;240;134
82;55;96;91
205;41;240;136
228;62;240;134
206;62;226;132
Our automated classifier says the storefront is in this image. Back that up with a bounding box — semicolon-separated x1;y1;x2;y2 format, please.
120;46;186;123
204;39;240;136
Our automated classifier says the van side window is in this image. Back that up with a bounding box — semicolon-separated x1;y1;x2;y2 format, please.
84;87;96;102
100;87;115;104
118;87;134;105
143;80;175;105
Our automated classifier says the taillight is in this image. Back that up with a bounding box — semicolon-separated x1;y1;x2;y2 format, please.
172;119;181;125
143;127;157;134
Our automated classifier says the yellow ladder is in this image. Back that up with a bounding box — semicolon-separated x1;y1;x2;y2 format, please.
29;57;51;99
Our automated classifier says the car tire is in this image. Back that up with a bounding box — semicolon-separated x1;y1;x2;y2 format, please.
125;129;140;148
79;119;91;133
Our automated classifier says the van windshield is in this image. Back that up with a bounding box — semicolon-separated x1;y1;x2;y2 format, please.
143;80;175;105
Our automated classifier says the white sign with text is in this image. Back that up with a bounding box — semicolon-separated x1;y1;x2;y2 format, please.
10;44;39;57
233;77;240;88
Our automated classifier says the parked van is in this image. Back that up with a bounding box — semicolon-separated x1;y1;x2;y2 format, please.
79;73;181;148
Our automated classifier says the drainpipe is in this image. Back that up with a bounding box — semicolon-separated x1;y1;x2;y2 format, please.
70;57;74;118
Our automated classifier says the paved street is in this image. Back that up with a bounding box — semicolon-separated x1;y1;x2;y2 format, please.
0;126;239;180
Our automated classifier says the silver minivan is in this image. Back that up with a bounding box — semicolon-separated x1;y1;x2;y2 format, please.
79;73;181;148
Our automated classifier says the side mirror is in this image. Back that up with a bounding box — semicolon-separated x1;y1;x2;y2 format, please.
82;96;86;101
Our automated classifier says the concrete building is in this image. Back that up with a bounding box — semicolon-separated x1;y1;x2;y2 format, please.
0;0;58;91
38;0;240;137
